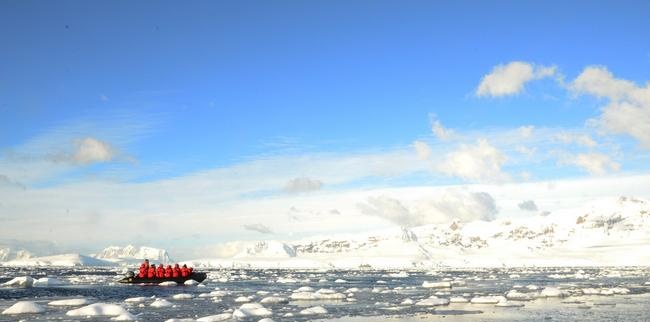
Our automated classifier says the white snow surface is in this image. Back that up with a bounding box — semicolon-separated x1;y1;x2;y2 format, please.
2;301;46;314
66;303;133;319
232;303;272;318
184;196;650;268
48;298;92;306
2;276;34;287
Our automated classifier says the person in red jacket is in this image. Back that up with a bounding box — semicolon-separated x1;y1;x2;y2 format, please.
172;264;180;278
147;264;156;278
156;264;165;278
180;264;189;277
188;267;193;275
165;265;173;278
138;263;146;278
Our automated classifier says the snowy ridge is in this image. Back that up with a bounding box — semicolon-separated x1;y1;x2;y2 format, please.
93;245;173;264
3;254;112;267
187;196;650;269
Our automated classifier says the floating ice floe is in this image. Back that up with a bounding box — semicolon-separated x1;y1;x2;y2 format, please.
449;296;469;303
471;296;506;304
422;281;452;288
48;298;92;306
335;279;347;283
150;298;174;308
505;290;534;301
232;303;272;318
2;276;34;288
258;319;276;322
160;281;178;286
260;296;289;304
290;288;346;300
234;296;251;303
172;293;194;300
400;298;414;305
66;303;135;321
33;277;67;287
539;287;568;298
185;279;200;286
124;297;148;303
2;301;46;314
415;296;450;306
196;313;233;321
300;306;328;315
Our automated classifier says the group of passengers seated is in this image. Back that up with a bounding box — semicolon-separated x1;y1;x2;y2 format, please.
138;259;194;279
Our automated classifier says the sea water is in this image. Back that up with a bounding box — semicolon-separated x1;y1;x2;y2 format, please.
1;266;649;321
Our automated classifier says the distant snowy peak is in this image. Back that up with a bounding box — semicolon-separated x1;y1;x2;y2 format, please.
4;253;111;267
94;245;173;264
235;241;297;258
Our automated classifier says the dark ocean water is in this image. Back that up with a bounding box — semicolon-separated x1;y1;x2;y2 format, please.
1;266;649;322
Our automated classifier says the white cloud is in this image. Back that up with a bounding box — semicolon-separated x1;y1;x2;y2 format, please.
243;224;273;234
562;152;620;175
359;190;498;227
430;118;454;141
555;133;597;148
518;200;538;211
518;125;534;138
73;137;116;165
413;140;432;160
476;61;557;97
284;177;323;193
438;139;509;182
570;66;650;148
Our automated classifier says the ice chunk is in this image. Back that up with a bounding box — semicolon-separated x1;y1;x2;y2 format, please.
2;301;46;314
422;281;452;288
294;286;314;292
124;297;148;303
258;319;276;322
66;303;132;319
159;281;178;286
471;296;506;304
335;279;347;283
2;276;34;288
400;298;414;305
415;296;449;306
150;298;174;308
496;300;525;307
172;293;194;300
196;313;233;321
449;296;468;303
185;279;200;286
260;296;289;304
505;290;533;301
33;277;67;287
48;298;92;306
539;287;567;297
300;306;328;315
232;303;272;318
234;296;251;303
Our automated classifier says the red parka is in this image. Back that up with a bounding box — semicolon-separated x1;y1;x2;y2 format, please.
165;265;173;278
147;265;156;278
156;265;165;278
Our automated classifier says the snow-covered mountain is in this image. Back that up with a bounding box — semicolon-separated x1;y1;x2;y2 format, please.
3;254;112;267
93;245;172;264
187;196;650;269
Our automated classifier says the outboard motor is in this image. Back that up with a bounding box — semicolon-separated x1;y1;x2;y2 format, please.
125;271;135;278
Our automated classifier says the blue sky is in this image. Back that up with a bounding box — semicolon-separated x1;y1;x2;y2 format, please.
1;1;650;256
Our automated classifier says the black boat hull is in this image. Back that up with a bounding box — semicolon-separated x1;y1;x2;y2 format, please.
118;272;207;284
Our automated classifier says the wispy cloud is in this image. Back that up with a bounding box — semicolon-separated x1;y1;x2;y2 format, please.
476;61;557;97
